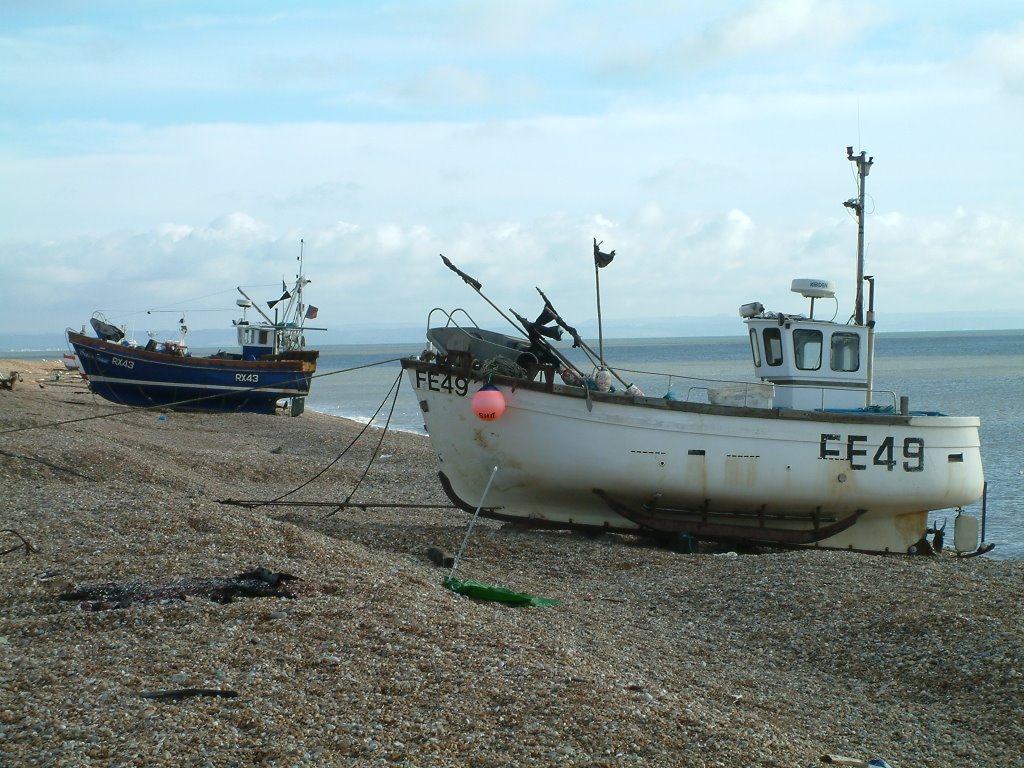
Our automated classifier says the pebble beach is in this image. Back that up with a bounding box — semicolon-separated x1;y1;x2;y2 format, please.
1;358;1022;767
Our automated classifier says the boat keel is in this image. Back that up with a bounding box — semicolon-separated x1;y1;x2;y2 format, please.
593;489;867;545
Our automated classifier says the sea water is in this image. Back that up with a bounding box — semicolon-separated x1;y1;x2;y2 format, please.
305;331;1024;560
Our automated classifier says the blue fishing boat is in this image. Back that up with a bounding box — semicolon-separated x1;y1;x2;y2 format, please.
67;254;323;415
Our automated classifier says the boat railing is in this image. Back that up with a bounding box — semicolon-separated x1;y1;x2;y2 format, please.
868;389;899;412
426;307;484;333
803;386;900;412
600;365;774;407
683;386;710;402
679;384;773;407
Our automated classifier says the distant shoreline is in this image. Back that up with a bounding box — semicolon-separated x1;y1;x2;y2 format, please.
6;326;1023;357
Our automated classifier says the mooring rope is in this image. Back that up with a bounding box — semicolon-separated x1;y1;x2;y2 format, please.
245;368;405;513
325;368;404;518
0;357;404;435
2;355;449;517
220;500;453;510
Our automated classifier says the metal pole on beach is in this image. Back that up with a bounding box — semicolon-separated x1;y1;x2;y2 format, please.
448;466;499;581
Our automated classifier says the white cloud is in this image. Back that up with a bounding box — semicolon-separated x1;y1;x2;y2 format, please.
396;65;494;106
2;2;1022;344
206;212;269;240
447;0;560;49
973;21;1024;93
713;0;874;55
592;0;880;81
6;191;1021;342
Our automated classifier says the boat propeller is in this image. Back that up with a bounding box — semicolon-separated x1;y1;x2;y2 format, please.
927;518;947;552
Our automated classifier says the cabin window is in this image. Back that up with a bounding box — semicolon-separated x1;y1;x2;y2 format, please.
793;329;822;371
830;332;860;372
258;330;269;345
762;328;783;366
748;329;761;366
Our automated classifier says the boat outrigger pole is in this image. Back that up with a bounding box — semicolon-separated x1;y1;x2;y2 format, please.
236;287;277;326
439;254;581;376
536;287;634;393
440;254;534;339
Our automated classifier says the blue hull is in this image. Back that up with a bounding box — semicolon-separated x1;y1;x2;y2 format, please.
67;331;316;414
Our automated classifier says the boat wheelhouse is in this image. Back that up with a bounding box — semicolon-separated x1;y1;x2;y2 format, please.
743;279;878;412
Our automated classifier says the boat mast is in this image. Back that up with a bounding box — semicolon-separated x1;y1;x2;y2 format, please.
276;239;310;353
844;146;873;326
296;238;305;330
844;146;875;406
592;238;615;368
594;257;605;367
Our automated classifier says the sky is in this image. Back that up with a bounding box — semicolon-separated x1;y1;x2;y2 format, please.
2;1;1022;346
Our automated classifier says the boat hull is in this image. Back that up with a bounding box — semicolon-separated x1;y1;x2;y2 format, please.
68;331;316;414
403;358;985;554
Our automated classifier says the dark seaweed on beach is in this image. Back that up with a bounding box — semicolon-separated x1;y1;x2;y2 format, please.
60;567;299;609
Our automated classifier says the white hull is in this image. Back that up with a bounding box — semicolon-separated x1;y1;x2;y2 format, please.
404;361;984;554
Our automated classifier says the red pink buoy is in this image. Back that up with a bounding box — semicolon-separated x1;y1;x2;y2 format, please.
472;384;506;421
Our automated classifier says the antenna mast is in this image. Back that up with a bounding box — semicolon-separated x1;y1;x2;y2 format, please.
844;147;873;325
297;238;305;329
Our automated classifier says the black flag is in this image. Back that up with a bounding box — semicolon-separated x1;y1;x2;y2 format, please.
594;237;615;268
268;290;291;309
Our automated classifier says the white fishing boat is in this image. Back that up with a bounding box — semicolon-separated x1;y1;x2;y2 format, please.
401;148;990;555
